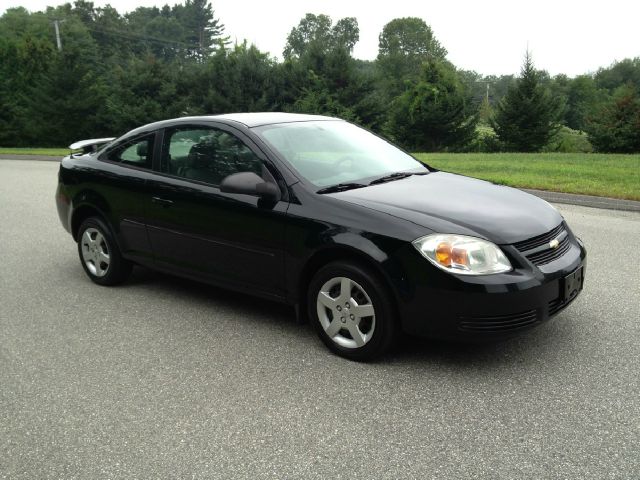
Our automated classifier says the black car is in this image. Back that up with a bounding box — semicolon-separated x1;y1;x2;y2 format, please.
56;113;586;360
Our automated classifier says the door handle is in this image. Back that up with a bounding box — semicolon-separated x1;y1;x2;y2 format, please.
151;196;174;207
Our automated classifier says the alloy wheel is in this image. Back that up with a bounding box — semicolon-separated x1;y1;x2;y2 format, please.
316;276;376;348
80;227;110;277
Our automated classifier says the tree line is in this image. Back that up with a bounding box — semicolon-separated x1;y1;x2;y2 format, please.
1;1;639;153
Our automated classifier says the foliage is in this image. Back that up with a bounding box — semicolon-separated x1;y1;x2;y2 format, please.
377;17;447;97
280;15;382;129
0;5;639;153
587;84;640;153
458;71;515;109
595;58;640;92
542;126;593;153
386;60;477;151
562;75;603;131
491;52;560;152
283;14;358;58
377;17;446;62
465;125;502;153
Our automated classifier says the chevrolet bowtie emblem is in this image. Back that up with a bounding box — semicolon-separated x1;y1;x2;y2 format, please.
549;238;560;249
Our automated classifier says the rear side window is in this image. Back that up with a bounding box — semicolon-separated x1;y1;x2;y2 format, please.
103;133;154;169
161;126;264;186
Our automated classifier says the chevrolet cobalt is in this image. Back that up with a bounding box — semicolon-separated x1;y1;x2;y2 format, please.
56;113;586;360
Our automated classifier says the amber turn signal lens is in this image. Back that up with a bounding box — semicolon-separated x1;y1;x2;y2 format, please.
435;242;452;266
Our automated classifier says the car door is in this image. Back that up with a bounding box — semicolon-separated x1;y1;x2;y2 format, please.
94;132;156;265
144;123;288;299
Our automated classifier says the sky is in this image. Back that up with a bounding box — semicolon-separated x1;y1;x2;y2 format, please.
2;0;639;77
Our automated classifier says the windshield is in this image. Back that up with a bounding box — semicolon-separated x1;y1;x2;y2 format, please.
255;120;427;187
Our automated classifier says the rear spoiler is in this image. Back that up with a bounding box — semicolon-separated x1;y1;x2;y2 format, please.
69;137;116;155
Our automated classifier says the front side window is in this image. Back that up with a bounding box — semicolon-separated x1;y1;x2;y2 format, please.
103;134;154;169
255;120;427;187
161;126;263;186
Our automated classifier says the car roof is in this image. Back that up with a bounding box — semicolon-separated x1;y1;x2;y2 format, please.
118;113;341;142
137;112;339;132
212;112;339;127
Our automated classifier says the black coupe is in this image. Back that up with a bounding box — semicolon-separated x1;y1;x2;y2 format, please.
56;113;586;360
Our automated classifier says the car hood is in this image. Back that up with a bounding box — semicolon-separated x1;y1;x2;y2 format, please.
330;172;563;244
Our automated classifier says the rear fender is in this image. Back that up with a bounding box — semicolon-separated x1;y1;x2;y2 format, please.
69;190;115;241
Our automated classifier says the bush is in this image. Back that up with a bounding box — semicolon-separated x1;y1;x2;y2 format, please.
543;126;593;153
465;125;502;152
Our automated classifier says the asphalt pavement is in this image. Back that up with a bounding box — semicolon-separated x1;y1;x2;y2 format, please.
1;159;638;479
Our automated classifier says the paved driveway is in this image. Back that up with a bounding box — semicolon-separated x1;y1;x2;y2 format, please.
1;159;638;479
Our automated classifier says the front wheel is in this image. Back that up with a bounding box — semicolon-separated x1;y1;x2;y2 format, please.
308;261;397;361
77;217;132;286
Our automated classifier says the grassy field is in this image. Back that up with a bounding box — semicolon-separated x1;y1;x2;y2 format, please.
0;147;69;156
415;153;640;201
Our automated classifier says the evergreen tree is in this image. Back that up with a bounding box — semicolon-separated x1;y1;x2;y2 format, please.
23;18;105;146
386;60;477;151
491;51;560;151
173;0;228;57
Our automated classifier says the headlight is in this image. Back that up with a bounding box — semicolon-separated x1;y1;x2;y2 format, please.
412;234;512;275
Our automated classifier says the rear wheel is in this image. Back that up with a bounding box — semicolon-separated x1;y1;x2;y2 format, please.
77;217;132;286
308;261;397;361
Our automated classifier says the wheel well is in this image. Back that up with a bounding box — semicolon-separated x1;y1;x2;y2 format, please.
297;248;399;323
71;206;104;241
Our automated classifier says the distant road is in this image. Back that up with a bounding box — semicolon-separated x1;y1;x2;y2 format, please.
0;154;60;161
1;159;639;478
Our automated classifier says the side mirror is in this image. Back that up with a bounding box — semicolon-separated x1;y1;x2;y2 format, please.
220;172;281;202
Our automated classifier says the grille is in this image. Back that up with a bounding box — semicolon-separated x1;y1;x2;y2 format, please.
525;236;572;266
513;222;565;252
513;222;572;267
459;309;539;333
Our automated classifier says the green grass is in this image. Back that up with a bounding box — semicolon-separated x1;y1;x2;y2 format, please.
414;153;640;201
0;147;69;156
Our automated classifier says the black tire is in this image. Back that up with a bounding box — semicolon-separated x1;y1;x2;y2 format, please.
77;217;132;286
307;261;397;361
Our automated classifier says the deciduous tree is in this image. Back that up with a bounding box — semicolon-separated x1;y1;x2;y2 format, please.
587;84;640;153
377;17;447;96
283;13;358;58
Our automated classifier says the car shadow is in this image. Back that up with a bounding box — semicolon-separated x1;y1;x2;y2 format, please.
124;265;577;368
385;318;577;368
126;265;298;325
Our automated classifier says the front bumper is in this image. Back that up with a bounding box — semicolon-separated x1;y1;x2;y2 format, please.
394;237;587;340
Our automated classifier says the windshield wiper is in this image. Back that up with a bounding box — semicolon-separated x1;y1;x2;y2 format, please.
368;172;416;185
316;182;367;194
